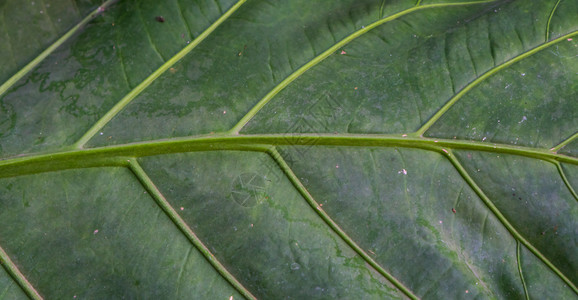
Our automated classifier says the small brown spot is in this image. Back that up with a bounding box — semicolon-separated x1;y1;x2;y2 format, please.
237;45;247;56
169;67;177;74
155;16;165;23
452;208;456;214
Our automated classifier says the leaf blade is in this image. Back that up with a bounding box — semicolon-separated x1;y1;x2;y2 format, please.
0;0;576;298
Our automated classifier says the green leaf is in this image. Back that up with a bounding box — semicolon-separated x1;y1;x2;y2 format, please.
0;0;576;298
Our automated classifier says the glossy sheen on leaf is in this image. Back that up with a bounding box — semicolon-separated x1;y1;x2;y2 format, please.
0;0;576;299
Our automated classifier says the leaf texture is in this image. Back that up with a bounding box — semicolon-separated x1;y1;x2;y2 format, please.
0;0;576;298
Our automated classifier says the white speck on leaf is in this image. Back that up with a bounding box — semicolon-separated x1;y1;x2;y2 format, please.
518;116;527;124
398;169;407;175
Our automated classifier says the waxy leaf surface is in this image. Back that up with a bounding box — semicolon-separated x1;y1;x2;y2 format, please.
0;0;576;298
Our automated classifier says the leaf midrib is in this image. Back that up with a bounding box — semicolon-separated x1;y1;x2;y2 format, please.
1;134;576;177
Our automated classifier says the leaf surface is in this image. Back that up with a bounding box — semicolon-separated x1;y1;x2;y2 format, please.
0;0;576;299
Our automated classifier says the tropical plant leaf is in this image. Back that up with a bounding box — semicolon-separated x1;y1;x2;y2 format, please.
0;0;576;299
